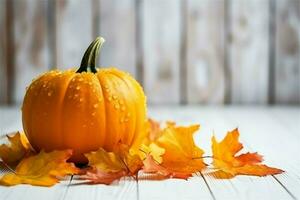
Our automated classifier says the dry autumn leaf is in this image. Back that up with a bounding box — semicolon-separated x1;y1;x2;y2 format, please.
83;145;143;184
81;170;126;185
0;150;79;187
211;128;284;178
142;155;191;179
152;122;206;174
0;132;34;167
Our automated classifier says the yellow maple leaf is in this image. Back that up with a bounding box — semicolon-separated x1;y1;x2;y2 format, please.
85;148;125;173
154;123;206;174
0;132;33;166
211;128;284;178
0;150;79;187
83;144;143;184
139;143;165;163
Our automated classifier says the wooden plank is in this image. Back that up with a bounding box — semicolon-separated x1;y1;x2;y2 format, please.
55;0;93;69
269;106;300;135
186;0;225;104
222;107;300;199
12;0;50;104
0;107;22;135
97;0;137;77
197;108;293;200
138;175;213;200
147;106;296;200
275;0;300;104
142;0;181;104
229;0;270;104
0;0;7;104
63;177;138;200
0;181;71;200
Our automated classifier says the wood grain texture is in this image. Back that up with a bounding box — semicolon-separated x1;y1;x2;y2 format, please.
63;177;138;200
97;0;137;77
142;0;181;104
229;0;270;104
0;0;7;104
275;0;300;104
138;174;213;200
186;0;226;104
222;107;300;199
12;0;50;103
55;0;93;69
0;180;72;200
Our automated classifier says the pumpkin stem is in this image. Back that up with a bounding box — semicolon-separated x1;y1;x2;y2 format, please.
77;37;105;73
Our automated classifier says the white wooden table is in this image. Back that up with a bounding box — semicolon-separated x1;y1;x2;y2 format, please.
0;106;299;200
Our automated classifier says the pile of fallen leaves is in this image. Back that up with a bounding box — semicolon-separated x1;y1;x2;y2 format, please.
0;119;283;187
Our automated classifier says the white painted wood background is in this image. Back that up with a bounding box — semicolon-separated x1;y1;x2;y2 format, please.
0;0;299;105
0;106;299;200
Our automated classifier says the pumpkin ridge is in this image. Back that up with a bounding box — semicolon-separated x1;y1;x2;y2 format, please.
97;71;121;150
109;70;145;148
23;72;60;150
109;71;137;146
95;72;107;149
59;72;77;150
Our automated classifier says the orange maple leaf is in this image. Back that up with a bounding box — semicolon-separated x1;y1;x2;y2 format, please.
0;150;79;186
152;122;206;174
83;145;143;184
147;118;162;141
211;128;284;178
81;170;126;185
142;155;191;179
0;132;34;167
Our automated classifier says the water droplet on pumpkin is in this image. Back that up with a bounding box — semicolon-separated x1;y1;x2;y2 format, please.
119;100;124;105
90;122;94;125
126;113;131;117
75;94;79;98
82;124;87;128
88;82;92;86
78;78;83;81
47;91;52;96
112;95;117;100
121;106;125;111
108;96;112;101
76;86;80;90
92;112;96;116
92;89;96;93
124;118;129;122
104;85;109;89
120;118;124;123
42;84;46;88
114;104;120;109
93;104;99;108
79;98;83;102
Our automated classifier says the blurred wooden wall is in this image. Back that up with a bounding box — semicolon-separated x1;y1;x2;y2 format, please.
0;0;299;105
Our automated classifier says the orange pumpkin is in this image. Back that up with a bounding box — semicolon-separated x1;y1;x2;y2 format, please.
22;37;147;163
